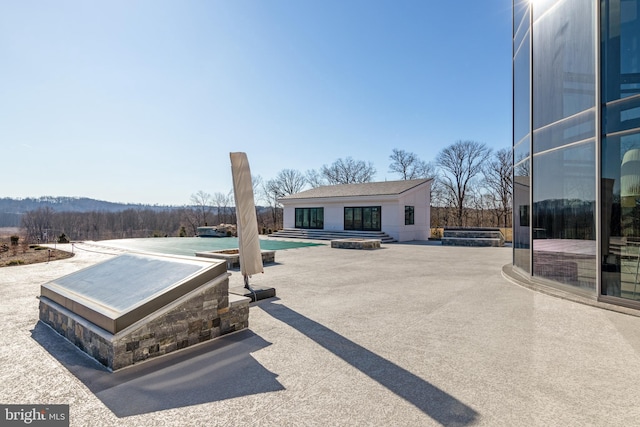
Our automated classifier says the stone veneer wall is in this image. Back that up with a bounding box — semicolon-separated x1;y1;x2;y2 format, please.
39;273;250;371
330;239;381;250
195;250;275;269
441;229;505;247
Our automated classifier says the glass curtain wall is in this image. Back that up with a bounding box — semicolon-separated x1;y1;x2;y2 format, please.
513;0;598;291
531;0;597;291
601;0;640;301
514;0;640;307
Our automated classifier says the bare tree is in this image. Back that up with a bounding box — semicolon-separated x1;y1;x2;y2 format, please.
415;161;437;180
515;159;530;177
21;207;54;242
468;186;489;227
261;179;283;229
212;192;231;224
321;157;376;184
273;169;307;195
483;148;513;227
251;174;264;204
190;190;213;226
255;169;306;231
389;149;418;179
305;169;326;188
436;140;491;226
388;149;437;180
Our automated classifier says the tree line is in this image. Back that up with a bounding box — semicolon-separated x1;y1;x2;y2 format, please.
19;202;281;243
20;140;512;242
21;206;200;243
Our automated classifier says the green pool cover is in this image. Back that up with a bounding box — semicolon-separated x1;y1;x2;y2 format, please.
95;237;323;257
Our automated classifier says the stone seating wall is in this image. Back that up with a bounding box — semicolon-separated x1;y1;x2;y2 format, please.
441;228;505;247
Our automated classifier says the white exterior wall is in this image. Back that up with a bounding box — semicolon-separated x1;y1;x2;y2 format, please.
282;204;295;229
280;181;431;242
393;186;431;241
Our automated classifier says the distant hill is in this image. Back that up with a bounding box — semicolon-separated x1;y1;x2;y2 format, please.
0;196;272;229
0;197;182;227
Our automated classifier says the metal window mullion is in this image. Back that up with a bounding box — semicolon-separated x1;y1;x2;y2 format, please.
529;0;534;277
595;0;603;298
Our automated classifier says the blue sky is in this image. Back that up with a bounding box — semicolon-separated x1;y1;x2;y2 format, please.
1;1;513;205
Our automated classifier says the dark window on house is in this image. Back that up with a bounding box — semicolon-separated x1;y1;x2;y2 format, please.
344;207;381;231
295;208;324;229
405;206;415;225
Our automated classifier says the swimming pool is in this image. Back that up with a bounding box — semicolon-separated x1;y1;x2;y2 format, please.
93;237;323;257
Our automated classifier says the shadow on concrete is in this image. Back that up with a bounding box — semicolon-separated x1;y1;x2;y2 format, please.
257;299;479;427
227;261;284;271
31;322;283;417
388;240;443;246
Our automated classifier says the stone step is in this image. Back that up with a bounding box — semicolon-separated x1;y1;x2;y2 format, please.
441;237;504;247
443;230;504;239
273;232;392;241
269;228;396;243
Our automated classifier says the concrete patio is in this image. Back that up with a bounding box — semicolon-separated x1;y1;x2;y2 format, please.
1;240;639;426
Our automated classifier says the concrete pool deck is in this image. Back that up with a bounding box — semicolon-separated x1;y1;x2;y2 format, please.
1;239;640;426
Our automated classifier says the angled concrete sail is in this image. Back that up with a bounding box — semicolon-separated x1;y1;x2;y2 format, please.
230;152;264;278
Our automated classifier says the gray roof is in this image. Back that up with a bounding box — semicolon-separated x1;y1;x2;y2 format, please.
280;179;431;200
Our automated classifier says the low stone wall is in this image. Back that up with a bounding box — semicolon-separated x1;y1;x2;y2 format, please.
441;228;505;247
39;273;250;371
331;239;381;250
195;249;275;269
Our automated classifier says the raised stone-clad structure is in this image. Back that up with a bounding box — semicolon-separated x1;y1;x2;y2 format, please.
330;238;381;250
195;249;275;269
39;253;250;370
441;228;505;247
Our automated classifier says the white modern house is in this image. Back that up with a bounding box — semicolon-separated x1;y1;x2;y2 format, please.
277;179;432;242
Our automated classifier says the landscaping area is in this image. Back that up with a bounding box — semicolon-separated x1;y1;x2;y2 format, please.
0;229;74;267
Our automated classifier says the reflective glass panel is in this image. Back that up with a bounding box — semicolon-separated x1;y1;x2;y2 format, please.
514;31;531;144
344;207;381;231
601;132;640;299
314;208;324;229
514;135;531;163
363;208;372;230
405;206;415;225
514;7;530;50
514;159;531;273
533;109;596;153
344;208;353;229
514;0;529;36
532;0;559;20
604;96;640;134
533;0;595;131
602;0;640;103
353;208;362;230
532;142;597;290
295;209;303;228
